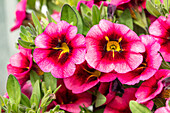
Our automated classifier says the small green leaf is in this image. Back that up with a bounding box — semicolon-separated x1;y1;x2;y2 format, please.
0;96;8;109
118;9;133;30
6;75;21;106
72;7;84;34
95;91;106;107
92;5;100;25
32;12;43;35
46;12;57;24
61;4;78;26
129;100;151;113
30;94;39;110
44;72;57;91
27;0;36;9
18;39;35;49
80;3;92;28
30;80;41;110
146;0;161;17
30;70;40;87
7;101;11;113
47;2;61;12
20;93;31;108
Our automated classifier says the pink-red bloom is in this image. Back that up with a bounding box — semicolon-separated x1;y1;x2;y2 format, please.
155;98;170;113
11;0;27;31
7;46;33;86
49;80;92;113
113;35;162;85
33;21;86;78
149;15;170;62
85;19;145;73
104;88;137;113
135;69;170;103
64;61;118;93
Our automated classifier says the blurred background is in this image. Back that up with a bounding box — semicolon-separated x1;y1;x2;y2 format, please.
0;0;19;95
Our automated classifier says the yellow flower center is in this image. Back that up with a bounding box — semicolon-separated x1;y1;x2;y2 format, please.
83;68;101;81
53;42;70;59
136;63;147;70
105;36;122;57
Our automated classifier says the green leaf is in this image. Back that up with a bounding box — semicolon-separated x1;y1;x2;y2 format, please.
6;75;21;106
129;101;151;113
0;96;8;109
80;3;92;28
20;93;31;108
30;80;41;110
47;2;61;12
18;39;35;49
92;5;100;25
72;7;84;34
30;70;40;87
146;0;161;17
61;4;78;26
46;12;57;24
44;72;57;91
31;12;43;35
118;9;133;30
95;91;106;107
7;101;11;113
27;0;36;9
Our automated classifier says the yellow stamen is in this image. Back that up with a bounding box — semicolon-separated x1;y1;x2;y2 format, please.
26;67;29;69
105;36;110;41
53;42;70;59
105;36;122;58
136;63;147;70
83;68;101;81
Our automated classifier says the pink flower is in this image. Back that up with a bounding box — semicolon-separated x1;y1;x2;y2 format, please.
155;98;170;113
77;0;94;11
103;0;130;6
64;61;100;93
135;69;170;103
112;35;162;85
49;80;92;113
51;11;61;23
7;46;33;87
85;19;145;73
33;21;86;78
11;0;27;31
104;88;137;113
149;15;170;62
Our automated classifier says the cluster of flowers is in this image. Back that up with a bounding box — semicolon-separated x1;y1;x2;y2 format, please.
2;0;170;113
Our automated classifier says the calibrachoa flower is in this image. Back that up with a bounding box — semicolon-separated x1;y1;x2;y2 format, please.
155;98;170;113
33;21;86;78
114;35;162;85
135;69;170;103
149;15;170;62
11;0;27;31
49;79;92;113
64;61;120;93
104;88;137;113
85;19;145;73
7;46;33;87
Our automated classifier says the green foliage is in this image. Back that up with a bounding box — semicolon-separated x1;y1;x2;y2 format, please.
129;101;152;113
21;93;31;108
32;12;43;35
44;72;57;91
27;0;36;9
30;80;41;111
72;7;84;34
92;5;100;25
118;9;133;30
61;4;78;26
6;75;21;112
30;70;41;87
95;91;106;108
